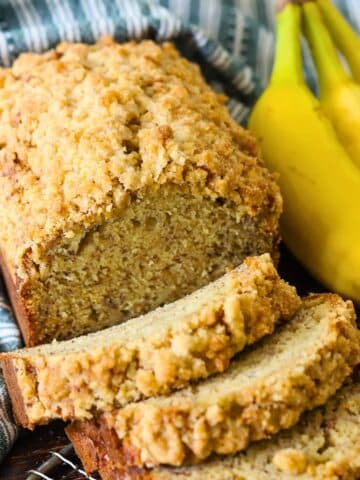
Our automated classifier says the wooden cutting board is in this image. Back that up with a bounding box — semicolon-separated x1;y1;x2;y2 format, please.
0;247;325;480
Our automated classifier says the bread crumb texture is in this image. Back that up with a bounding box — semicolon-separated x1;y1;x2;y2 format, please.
66;294;360;469
0;37;279;269
115;381;360;480
272;448;308;474
0;38;281;345
3;255;300;427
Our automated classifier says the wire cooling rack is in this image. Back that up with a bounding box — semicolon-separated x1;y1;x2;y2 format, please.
25;444;98;480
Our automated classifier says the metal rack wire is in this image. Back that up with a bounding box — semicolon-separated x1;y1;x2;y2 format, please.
26;444;97;480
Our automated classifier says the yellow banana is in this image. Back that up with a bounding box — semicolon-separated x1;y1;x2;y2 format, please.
303;1;360;168
317;0;360;83
248;0;360;301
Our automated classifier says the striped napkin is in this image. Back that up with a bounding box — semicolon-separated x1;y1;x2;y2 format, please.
0;0;358;464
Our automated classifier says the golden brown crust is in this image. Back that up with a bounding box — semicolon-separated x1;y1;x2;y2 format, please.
67;294;360;469
0;38;281;346
67;420;101;474
0;38;280;281
1;254;300;429
0;250;35;346
0;356;29;427
67;381;360;480
67;419;136;480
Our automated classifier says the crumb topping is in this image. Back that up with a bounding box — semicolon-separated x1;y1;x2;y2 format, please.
0;37;281;272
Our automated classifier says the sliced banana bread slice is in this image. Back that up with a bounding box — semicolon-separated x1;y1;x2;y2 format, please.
69;380;360;480
0;254;300;429
66;294;360;469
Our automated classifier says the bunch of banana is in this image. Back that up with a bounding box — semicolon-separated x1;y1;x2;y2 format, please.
248;0;360;301
317;0;360;82
303;1;360;167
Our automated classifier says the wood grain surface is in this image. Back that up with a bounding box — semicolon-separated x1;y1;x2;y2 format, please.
0;248;325;480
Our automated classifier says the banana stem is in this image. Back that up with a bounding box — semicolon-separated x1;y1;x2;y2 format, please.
303;2;349;95
271;2;304;85
318;0;360;82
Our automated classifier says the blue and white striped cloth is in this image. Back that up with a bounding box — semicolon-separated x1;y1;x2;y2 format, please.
0;0;358;464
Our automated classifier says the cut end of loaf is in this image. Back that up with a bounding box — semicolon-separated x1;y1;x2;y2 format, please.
13;185;280;346
66;292;360;469
67;381;360;480
1;253;300;429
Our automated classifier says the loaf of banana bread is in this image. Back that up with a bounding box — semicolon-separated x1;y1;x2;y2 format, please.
1;254;300;429
69;380;360;480
66;294;360;469
0;37;281;346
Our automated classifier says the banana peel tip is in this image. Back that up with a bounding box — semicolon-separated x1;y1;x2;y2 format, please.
276;0;314;14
